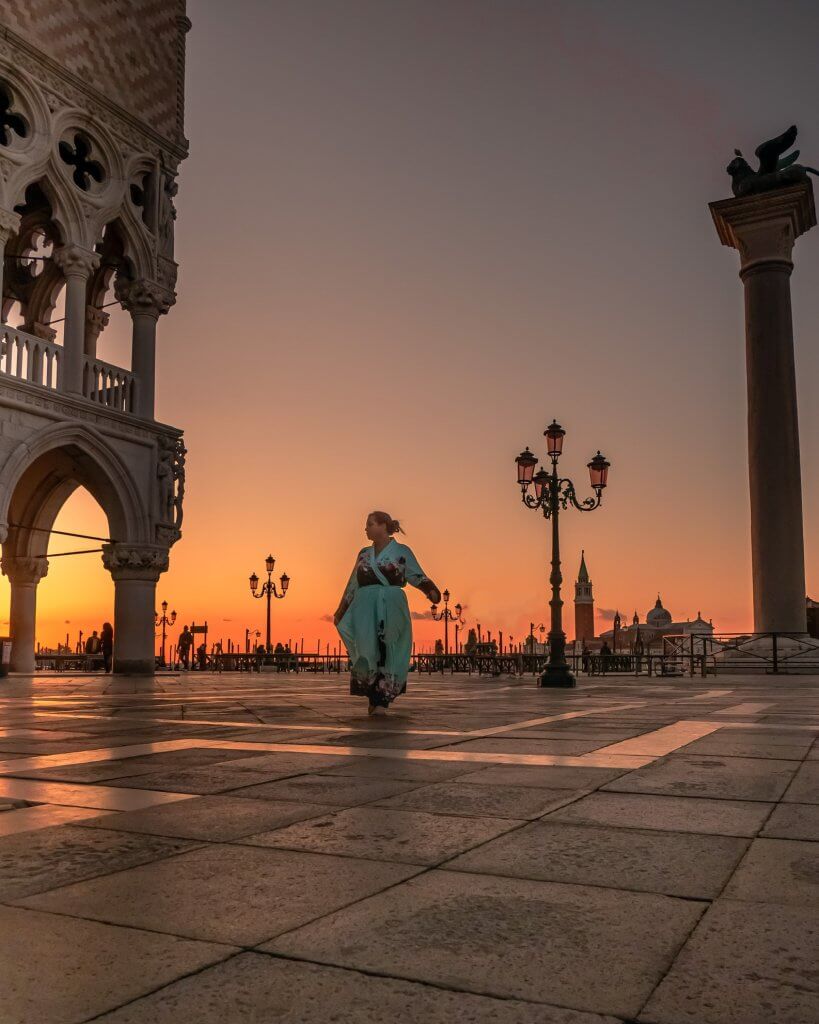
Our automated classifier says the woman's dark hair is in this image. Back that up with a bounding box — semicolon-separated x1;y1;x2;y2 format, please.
369;510;403;535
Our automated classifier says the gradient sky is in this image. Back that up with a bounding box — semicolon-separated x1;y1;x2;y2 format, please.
20;0;819;651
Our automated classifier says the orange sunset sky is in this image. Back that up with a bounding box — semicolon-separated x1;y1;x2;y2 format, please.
9;0;819;652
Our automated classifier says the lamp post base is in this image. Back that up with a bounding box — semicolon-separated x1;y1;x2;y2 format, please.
538;665;576;688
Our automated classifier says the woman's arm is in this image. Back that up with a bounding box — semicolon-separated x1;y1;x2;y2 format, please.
401;546;441;604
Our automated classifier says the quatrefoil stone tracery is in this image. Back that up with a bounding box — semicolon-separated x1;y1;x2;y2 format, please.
58;132;105;191
0;83;28;147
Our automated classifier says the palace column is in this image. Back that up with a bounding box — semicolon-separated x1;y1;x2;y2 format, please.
710;182;816;633
84;305;110;359
116;279;174;420
103;544;169;674
1;556;48;673
52;245;100;396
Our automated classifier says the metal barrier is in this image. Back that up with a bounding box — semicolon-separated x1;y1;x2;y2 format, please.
692;632;819;675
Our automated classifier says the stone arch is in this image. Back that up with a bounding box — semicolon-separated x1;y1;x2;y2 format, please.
0;421;149;556
0;422;158;674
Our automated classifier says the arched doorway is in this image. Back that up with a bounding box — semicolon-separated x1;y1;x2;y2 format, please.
0;422;167;674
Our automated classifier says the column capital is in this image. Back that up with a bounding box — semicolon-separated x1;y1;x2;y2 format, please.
86;305;110;334
1;555;48;584
115;278;175;318
0;207;21;243
52;244;101;279
710;182;816;273
102;543;169;582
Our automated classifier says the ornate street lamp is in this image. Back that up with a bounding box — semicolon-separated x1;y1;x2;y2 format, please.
430;589;464;656
155;600;177;667
515;420;611;687
249;553;290;652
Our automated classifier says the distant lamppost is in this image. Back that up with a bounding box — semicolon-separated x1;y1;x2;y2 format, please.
613;610;621;653
245;627;261;653
155;600;177;667
430;589;464;656
249;554;290;652
528;622;546;654
516;420;610;687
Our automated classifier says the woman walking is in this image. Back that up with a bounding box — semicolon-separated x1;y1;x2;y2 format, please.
334;511;440;713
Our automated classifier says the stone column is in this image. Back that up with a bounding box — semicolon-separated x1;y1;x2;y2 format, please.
52;245;100;395
0;208;21;320
1;556;48;673
710;182;816;633
116;279;174;420
103;544;169;674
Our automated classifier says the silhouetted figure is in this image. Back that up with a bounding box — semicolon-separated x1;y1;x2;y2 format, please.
600;641;612;658
85;630;100;655
178;625;193;669
101;622;113;673
196;642;207;670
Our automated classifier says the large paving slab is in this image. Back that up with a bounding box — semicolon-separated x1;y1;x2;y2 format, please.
640;899;819;1024
265;870;705;1019
373;780;580;819
92;952;618;1024
0;905;234;1024
0;823;199;900
16;843;421;945
229;773;424;805
105;764;307;794
761;802;819;840
78;794;339;841
721;837;819;907
782;761;819;803
603;754;798;801
446;821;749;898
241;805;522;864
543;790;774;837
456;764;627;789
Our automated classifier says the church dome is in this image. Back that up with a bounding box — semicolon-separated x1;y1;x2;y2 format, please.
646;595;672;628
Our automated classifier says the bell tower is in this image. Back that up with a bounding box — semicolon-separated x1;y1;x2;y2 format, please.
574;550;595;643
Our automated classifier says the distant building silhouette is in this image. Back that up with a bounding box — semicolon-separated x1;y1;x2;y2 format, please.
574;551;595;643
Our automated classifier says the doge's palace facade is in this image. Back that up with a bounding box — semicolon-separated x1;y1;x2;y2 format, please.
0;2;190;672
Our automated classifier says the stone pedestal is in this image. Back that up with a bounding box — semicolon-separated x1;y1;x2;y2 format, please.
1;557;48;673
103;544;169;674
710;183;816;634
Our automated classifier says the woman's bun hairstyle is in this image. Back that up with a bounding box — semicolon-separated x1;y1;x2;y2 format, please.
370;511;404;535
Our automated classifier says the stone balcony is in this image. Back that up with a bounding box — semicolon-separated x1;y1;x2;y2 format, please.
1;323;138;416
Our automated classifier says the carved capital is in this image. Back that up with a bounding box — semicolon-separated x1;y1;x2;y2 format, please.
710;182;816;273
2;556;48;584
102;543;169;581
52;244;101;280
0;207;21;242
85;305;110;336
115;278;175;318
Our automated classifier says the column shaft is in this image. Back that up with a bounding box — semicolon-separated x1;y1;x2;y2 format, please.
742;262;807;632
113;577;157;674
62;272;88;395
9;581;37;673
131;312;158;419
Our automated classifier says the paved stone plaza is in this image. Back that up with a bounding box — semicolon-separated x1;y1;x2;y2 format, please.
0;670;816;1023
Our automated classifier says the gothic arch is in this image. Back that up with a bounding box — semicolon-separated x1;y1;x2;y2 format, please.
0;421;149;558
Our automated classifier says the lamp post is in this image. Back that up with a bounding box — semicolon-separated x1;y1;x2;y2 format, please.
430;589;464;656
155;600;177;667
245;627;261;653
528;622;546;654
249;554;290;652
515;420;610;687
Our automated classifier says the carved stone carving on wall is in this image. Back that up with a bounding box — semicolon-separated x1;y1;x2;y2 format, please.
102;542;169;580
1;554;48;583
156;434;185;543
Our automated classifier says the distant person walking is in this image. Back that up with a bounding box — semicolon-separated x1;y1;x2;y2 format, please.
84;630;100;655
100;622;114;673
178;625;193;670
334;511;440;714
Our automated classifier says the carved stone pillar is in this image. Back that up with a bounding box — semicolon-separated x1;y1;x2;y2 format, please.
84;305;110;358
710;182;816;633
1;556;48;673
116;279;174;420
52;245;101;395
102;543;169;674
0;208;22;321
